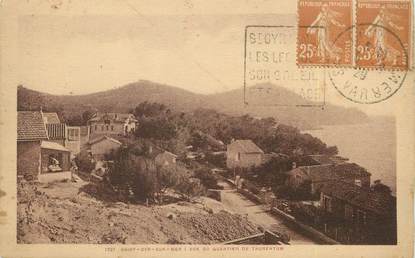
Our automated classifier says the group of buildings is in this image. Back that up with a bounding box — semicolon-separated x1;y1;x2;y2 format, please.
17;110;138;181
17;110;396;242
225;139;396;243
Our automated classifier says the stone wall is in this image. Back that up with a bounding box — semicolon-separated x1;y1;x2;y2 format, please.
17;141;41;179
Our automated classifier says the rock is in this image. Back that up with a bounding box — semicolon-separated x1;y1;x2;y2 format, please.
167;213;176;219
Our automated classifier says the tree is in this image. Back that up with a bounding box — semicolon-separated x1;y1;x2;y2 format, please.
75;151;95;173
135;118;177;141
107;145;203;203
188;131;208;150
371;180;392;195
65;114;84;126
133;101;167;118
251;156;291;187
82;110;94;124
193;168;221;189
175;177;204;201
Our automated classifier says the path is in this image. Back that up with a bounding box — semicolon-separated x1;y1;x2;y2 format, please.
218;181;319;245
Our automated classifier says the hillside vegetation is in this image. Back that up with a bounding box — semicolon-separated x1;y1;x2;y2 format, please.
17;80;369;129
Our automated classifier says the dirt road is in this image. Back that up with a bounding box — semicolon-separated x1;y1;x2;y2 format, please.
218;182;319;245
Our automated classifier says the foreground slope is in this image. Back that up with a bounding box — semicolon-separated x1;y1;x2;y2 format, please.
17;181;259;244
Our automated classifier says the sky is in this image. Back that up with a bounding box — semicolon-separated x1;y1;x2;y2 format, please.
17;10;406;116
19;14;293;95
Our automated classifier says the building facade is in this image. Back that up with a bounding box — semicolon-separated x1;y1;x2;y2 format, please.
319;180;396;244
17;111;49;179
226;140;264;170
87;112;138;139
87;136;122;160
285;163;371;196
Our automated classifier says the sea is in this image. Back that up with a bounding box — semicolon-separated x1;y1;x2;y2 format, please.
303;121;396;195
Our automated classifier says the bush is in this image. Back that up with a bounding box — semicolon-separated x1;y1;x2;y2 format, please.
107;146;204;203
205;152;226;168
75;151;95;173
193;168;221;190
135;118;177;141
175;177;205;200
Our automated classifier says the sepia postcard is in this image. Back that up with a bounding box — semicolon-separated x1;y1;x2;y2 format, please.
0;0;414;257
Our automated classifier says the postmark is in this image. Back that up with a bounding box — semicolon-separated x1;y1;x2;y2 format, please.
356;0;412;70
244;26;326;107
297;0;353;66
329;66;407;103
329;23;408;104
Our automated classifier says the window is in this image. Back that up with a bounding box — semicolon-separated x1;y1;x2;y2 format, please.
344;204;354;220
111;125;114;131
106;125;109;131
356;210;366;225
323;195;332;212
236;152;241;161
67;128;80;141
101;125;104;131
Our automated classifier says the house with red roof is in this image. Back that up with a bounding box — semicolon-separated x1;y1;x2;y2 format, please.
17;111;49;179
319;180;396;244
226;139;264;170
87;135;122;160
17;111;71;180
285;163;371;196
87;112;138;139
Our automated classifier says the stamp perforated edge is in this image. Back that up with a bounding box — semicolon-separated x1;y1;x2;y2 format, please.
296;0;354;68
354;0;413;71
295;0;413;71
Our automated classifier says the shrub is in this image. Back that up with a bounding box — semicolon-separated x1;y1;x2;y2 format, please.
193;168;221;190
75;151;95;173
205;152;226;168
107;146;204;203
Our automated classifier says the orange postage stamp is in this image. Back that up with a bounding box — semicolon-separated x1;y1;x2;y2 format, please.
356;0;412;70
297;0;353;66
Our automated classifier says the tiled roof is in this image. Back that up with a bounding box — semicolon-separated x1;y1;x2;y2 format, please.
298;163;371;182
321;181;396;216
42;112;61;124
230;140;264;154
17;111;48;141
88;135;122;145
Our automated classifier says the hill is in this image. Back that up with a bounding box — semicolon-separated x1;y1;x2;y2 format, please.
17;80;369;129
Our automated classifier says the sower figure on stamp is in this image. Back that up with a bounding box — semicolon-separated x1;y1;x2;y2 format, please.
365;6;404;66
307;3;346;63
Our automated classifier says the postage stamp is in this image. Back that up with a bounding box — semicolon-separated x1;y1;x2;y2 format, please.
297;0;353;67
355;0;412;70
